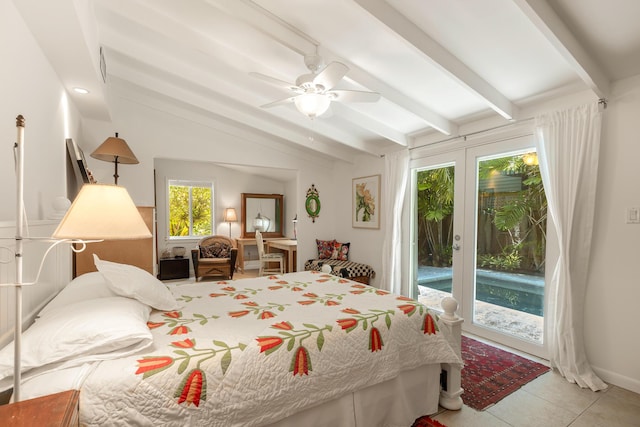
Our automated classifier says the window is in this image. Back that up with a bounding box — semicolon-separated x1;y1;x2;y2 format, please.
168;180;213;238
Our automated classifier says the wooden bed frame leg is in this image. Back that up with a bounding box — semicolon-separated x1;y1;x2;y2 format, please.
439;296;464;410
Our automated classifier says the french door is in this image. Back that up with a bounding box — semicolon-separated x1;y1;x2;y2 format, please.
411;134;549;358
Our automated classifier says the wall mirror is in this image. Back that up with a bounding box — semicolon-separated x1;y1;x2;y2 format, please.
241;193;284;238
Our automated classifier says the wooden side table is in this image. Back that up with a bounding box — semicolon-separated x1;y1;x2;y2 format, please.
0;389;80;426
158;257;190;280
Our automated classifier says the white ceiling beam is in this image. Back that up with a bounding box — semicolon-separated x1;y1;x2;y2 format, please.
105;51;360;162
511;0;610;99
208;0;456;136
95;3;376;155
353;0;518;121
329;103;407;146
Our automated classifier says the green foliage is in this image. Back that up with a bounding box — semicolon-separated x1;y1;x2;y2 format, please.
169;184;212;237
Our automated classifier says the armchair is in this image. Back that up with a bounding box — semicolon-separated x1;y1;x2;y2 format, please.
191;235;238;281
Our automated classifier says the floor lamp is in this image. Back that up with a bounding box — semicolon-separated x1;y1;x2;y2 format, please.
223;208;237;238
2;116;151;402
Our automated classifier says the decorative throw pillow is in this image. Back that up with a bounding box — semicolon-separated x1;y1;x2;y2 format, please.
316;239;336;259
330;241;350;261
200;242;230;258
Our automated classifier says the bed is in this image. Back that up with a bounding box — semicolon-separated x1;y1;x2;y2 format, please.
0;258;463;426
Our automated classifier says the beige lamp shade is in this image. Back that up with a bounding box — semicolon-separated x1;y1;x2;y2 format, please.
91;133;139;164
52;184;151;240
223;208;238;222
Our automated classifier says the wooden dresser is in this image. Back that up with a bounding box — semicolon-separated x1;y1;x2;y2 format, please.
0;390;79;426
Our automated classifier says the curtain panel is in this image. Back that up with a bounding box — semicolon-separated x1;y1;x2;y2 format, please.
535;102;607;391
381;149;409;295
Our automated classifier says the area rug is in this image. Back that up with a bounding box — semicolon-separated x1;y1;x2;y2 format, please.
411;415;447;427
461;335;550;410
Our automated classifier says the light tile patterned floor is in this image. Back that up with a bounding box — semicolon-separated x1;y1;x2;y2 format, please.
432;371;640;427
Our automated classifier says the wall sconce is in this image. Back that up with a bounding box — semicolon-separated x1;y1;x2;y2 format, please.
223;208;237;238
292;214;298;240
90;132;139;184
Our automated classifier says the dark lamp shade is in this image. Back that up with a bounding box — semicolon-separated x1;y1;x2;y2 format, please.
91;135;139;164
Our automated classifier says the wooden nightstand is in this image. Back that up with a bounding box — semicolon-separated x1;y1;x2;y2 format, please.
0;389;79;426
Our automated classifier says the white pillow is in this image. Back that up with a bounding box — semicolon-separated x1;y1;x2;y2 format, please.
0;296;152;381
93;254;179;310
38;271;117;318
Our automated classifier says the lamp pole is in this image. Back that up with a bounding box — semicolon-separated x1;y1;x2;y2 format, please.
13;115;25;402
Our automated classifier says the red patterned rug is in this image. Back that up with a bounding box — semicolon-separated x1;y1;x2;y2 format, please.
412;415;447;427
461;335;550;410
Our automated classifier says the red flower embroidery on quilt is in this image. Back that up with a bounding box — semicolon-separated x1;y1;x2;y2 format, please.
172;338;195;349
208;293;225;298
242;301;258;306
276;280;288;285
234;294;249;300
170;326;189;335
147;321;165;329
350;290;365;295
369;327;384;352
324;300;340;306
176;369;205;407
164;311;181;319
221;286;236;292
341;308;361;314
375;290;389;295
228;310;250;318
256;336;284;353
291;286;304;291
136;356;173;375
298;300;316;305
396;296;412;301
351;284;366;289
398;304;417;316
260;311;275;319
272;321;293;330
303;292;318;298
268;286;283;290
290;346;311;376
337;318;358;332
423;313;437;335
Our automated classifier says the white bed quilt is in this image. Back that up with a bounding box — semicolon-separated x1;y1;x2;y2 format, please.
79;271;461;426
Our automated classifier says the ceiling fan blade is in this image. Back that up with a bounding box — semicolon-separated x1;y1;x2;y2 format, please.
259;96;297;109
329;90;381;103
249;72;298;91
313;62;349;91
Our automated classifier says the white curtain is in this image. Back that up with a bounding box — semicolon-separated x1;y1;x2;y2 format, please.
535;102;607;391
380;149;410;294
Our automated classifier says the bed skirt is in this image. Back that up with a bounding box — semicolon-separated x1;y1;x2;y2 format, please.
266;363;441;427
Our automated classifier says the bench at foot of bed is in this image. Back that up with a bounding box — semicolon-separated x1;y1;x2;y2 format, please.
304;259;376;285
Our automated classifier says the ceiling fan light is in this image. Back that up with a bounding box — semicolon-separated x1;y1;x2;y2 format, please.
295;93;331;118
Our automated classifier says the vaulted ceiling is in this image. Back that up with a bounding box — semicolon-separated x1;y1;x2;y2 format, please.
15;0;640;163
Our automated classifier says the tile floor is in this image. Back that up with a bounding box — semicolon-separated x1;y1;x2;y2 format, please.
210;271;640;427
431;366;640;427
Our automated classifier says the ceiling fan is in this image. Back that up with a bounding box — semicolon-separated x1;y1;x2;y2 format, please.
250;54;380;119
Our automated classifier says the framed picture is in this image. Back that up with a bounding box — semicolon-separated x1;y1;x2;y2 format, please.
352;174;380;229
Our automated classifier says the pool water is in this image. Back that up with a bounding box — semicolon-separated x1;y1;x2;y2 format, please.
417;266;544;316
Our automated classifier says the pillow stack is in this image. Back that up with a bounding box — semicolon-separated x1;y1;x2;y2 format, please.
0;255;180;394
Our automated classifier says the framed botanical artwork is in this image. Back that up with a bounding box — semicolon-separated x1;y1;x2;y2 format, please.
352;174;380;229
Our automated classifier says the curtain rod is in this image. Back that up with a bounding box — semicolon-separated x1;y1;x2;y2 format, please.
409;117;535;151
409;97;608;152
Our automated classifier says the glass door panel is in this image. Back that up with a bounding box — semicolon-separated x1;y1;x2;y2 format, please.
473;151;546;345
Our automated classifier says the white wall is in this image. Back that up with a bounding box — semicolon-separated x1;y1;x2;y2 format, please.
585;76;640;393
0;0;81;222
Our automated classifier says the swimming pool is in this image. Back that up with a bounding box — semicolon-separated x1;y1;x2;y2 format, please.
417;266;544;316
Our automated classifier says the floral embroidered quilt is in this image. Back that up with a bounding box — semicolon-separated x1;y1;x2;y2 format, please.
79;271;461;426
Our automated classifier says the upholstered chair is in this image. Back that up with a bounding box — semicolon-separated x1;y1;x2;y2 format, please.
191;235;238;280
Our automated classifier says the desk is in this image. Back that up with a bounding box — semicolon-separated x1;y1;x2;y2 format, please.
267;239;297;273
236;237;288;273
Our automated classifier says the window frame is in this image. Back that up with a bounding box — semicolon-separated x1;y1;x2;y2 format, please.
167;179;215;240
